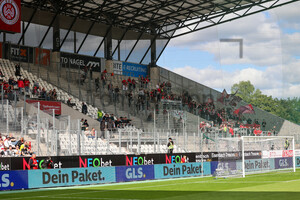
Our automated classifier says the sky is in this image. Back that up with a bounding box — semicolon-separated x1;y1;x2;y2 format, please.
157;1;300;99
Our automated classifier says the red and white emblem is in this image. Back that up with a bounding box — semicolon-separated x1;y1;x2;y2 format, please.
0;0;20;25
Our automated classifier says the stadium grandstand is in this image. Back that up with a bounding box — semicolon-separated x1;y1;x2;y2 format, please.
0;0;300;196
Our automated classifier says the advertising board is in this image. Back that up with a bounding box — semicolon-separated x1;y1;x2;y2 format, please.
28;167;116;188
0;171;28;190
154;162;211;179
274;157;293;169
60;52;102;72
116;165;154;182
236;159;275;172
26;100;62;115
5;43;34;63
112;60;148;77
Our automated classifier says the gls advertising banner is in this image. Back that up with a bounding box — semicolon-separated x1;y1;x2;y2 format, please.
116;165;154;182
274;157;293;169
28;167;116;188
154;162;211;179
0;171;28;190
60;52;102;72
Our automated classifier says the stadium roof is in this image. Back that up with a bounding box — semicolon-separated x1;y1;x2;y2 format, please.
21;0;300;40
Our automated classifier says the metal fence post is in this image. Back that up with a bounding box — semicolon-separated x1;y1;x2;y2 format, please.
137;130;141;154
77;119;81;155
6;100;9;134
37;102;40;156
119;129;121;154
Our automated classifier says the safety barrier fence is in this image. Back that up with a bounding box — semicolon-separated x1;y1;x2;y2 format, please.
1;153;300;191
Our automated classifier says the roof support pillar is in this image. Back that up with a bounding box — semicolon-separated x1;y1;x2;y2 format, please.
104;28;112;60
53;17;60;52
150;27;157;68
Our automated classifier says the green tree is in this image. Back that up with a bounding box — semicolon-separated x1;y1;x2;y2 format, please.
230;81;300;124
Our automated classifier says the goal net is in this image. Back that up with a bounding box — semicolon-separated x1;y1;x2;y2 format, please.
213;136;295;178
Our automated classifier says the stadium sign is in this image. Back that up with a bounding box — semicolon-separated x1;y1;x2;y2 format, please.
60;52;102;72
4;43;34;63
112;60;148;77
0;0;21;33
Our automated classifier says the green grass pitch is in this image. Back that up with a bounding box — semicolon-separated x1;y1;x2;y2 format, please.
2;170;300;200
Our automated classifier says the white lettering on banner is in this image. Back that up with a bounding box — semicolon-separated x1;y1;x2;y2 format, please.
87;61;99;68
113;61;123;75
0;174;10;187
279;159;289;167
125;168;143;179
262;150;282;159
282;150;293;158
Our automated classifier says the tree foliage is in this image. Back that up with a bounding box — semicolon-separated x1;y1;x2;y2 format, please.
231;81;300;124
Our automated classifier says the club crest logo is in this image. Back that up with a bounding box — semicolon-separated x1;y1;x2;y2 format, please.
0;0;20;25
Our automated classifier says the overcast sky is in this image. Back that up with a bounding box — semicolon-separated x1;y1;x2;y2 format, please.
157;1;300;99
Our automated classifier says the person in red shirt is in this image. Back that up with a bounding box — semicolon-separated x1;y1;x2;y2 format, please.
229;126;234;137
18;78;24;93
29;154;38;169
253;127;262;136
24;79;30;93
181;155;187;163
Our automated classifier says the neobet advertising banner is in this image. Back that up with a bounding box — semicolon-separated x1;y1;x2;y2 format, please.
154;162;211;179
0;171;28;190
116;165;154;182
28;167;116;188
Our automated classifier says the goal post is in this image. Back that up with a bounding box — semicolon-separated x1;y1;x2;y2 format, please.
241;136;295;177
214;136;296;178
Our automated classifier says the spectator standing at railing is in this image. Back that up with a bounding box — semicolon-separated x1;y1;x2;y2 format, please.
24;78;30;93
167;138;174;154
100;120;106;139
97;109;103;122
262;119;267;131
15;64;21;77
101;69;107;88
18;78;25;94
132;78;136;90
29;154;38;169
128;77;132;90
95;77;100;92
82;102;88;115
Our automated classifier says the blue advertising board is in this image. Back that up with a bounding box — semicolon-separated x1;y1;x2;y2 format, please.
274;157;293;169
122;62;147;77
210;161;237;175
154;162;211;179
28;167;116;188
236;159;275;172
116;165;154;182
0;170;28;190
297;157;300;167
